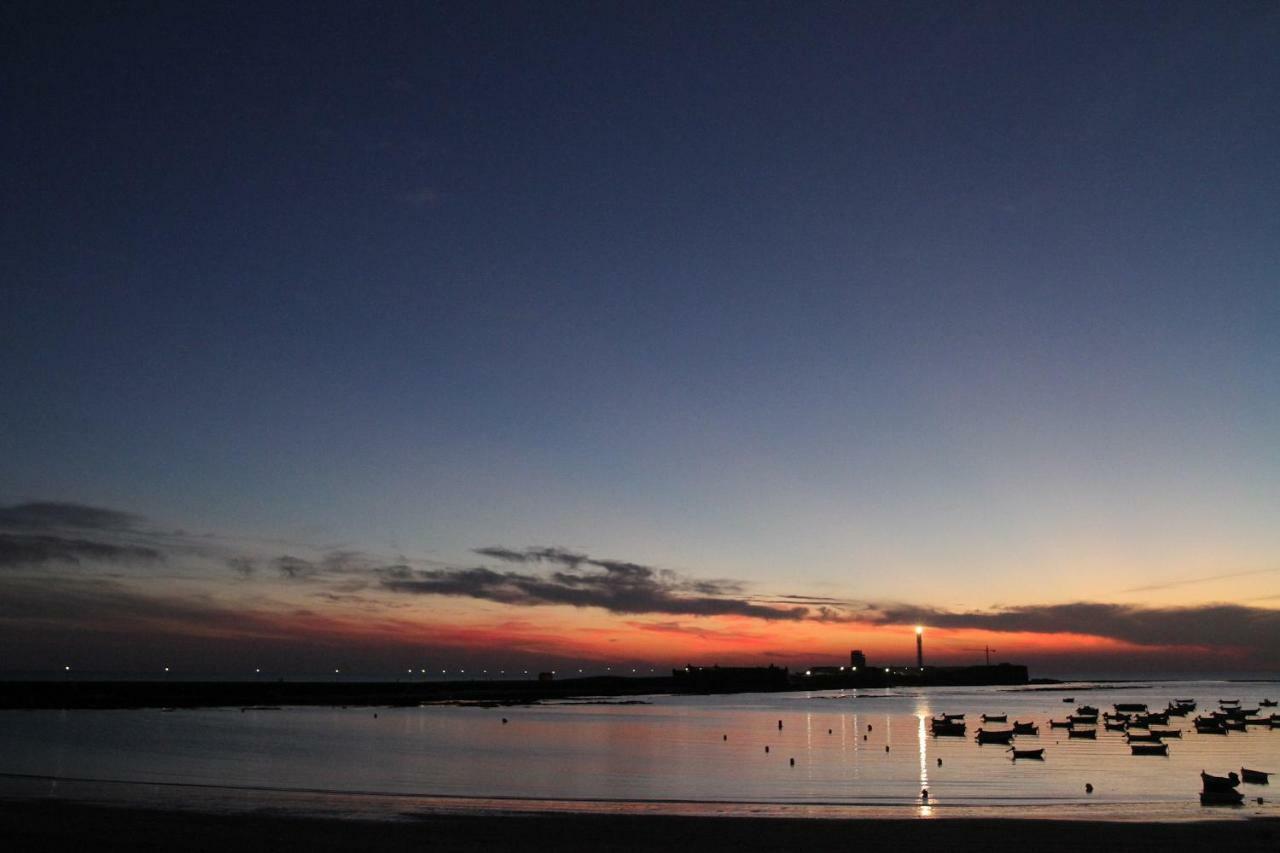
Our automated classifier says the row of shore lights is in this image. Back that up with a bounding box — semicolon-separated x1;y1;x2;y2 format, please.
61;666;662;675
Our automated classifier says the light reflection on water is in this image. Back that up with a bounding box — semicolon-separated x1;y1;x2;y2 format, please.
0;680;1276;821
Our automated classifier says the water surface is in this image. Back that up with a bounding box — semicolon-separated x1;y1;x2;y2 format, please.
2;680;1276;821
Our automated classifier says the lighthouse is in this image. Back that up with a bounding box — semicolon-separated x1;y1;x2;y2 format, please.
915;625;924;669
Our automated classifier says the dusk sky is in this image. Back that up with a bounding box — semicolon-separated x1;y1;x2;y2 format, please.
2;2;1278;677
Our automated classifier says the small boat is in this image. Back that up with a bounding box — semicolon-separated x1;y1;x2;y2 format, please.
1137;712;1169;726
1200;790;1244;806
1103;712;1129;721
1240;768;1271;785
1126;717;1150;729
1126;732;1162;743
1076;705;1099;716
1062;697;1074;702
1067;728;1097;739
1049;719;1072;728
1130;743;1168;756
931;719;966;736
1244;717;1271;727
1174;698;1195;704
1218;699;1240;706
942;713;966;721
1009;747;1044;760
1201;771;1240;792
1194;719;1227;735
1165;704;1191;717
975;728;1015;744
1223;718;1246;731
1068;714;1098;724
1104;721;1127;731
1149;728;1181;738
1012;721;1039;735
1115;703;1147;713
981;713;1007;723
1260;699;1278;707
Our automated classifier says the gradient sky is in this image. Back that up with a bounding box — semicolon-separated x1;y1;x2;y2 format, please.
2;2;1278;676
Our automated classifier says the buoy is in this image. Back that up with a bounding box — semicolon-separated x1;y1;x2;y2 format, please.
1258;797;1265;805
778;720;783;729
867;724;873;731
765;746;770;753
863;734;868;740
937;757;942;766
885;745;890;752
373;713;378;718
828;729;832;734
502;718;508;724
723;734;727;741
790;758;795;766
921;788;929;799
1085;783;1093;794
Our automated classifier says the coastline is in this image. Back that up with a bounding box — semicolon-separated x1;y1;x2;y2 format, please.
2;800;1278;852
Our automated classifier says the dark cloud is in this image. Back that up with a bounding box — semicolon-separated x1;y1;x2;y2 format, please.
474;546;589;567
0;533;162;569
384;558;808;621
274;555;319;580
227;557;255;577
867;601;1280;657
0;501;142;531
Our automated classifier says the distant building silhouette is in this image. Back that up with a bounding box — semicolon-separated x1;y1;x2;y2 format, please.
850;650;867;669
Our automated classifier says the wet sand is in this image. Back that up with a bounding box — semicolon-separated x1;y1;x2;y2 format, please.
2;801;1277;852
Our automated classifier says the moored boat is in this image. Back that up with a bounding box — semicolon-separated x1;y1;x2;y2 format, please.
1068;714;1098;724
1200;789;1244;805
1149;728;1181;738
1009;747;1044;759
1260;699;1278;707
1201;771;1240;792
1049;719;1071;728
1194;717;1227;734
1012;721;1038;735
975;728;1015;744
1240;768;1271;785
1104;721;1127;731
1115;703;1147;713
981;713;1007;723
1076;705;1099;716
1126;732;1162;743
931;718;966;736
1067;728;1096;739
1130;742;1168;756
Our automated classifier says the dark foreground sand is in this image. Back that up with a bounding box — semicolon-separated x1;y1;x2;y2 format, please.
2;801;1278;853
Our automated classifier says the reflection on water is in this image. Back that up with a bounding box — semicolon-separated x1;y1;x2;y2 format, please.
0;680;1276;821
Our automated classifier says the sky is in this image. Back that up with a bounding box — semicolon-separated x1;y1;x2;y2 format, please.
2;1;1278;677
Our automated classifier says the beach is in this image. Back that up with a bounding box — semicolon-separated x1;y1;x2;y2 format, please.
3;800;1279;852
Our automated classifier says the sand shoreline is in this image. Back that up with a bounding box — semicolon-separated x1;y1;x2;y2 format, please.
2;800;1278;852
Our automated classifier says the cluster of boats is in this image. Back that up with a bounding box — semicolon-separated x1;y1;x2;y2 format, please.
1192;698;1280;734
1201;768;1272;805
929;696;1279;773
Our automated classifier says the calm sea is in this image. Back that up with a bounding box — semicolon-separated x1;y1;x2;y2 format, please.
1;680;1277;821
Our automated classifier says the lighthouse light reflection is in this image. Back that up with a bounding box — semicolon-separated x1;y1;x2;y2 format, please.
917;712;932;816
